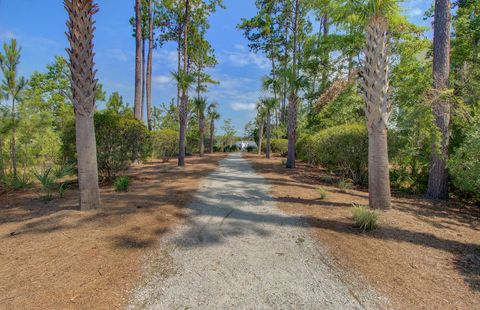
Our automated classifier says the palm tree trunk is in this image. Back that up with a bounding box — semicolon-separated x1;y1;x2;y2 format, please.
266;110;271;159
146;0;153;130
427;0;451;200
11;98;17;178
178;0;189;167
258;121;264;155
361;16;392;210
65;0;101;210
286;0;299;169
134;0;142;120
199;114;205;157
368;125;391;209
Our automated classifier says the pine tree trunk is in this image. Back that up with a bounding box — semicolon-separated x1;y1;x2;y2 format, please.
199;114;205;157
64;0;101;210
141;39;146;121
209;119;215;153
146;0;153;130
286;0;299;169
266;110;271;159
134;0;142;120
178;0;189;167
427;0;451;200
258;122;264;155
11;98;17;178
368;125;391;209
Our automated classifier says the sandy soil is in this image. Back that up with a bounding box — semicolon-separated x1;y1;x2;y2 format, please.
128;153;387;309
0;154;225;310
245;153;480;310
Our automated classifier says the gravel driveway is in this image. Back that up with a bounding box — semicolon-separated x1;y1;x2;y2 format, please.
128;153;386;309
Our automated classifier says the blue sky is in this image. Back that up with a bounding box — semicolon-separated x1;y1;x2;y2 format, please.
0;0;431;135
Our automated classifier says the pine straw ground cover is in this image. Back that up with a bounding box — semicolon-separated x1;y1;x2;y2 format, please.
245;153;480;310
0;154;226;309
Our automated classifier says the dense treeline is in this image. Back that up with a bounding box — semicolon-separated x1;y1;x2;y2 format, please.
243;0;480;205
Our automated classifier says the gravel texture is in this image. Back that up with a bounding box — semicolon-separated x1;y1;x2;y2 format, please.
128;153;386;309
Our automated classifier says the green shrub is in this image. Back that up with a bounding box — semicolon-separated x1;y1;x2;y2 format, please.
271;138;288;156
1;173;31;189
297;124;368;184
246;145;257;152
62;111;152;179
449;125;480;199
337;178;353;193
114;176;130;192
33;168;56;200
318;187;329;200
352;205;378;231
213;145;221;152
152;129;178;162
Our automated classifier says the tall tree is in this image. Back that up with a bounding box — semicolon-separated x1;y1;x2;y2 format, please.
193;97;208;156
178;0;190;166
261;97;278;159
286;0;300;169
427;0;451;200
134;0;143;120
207;102;220;153
146;0;154;130
0;39;27;179
64;0;101;210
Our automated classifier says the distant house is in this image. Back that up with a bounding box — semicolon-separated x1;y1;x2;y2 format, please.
235;141;258;151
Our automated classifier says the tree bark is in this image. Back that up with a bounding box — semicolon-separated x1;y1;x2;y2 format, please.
368;125;391;209
141;38;146;121
266;110;271;159
76;115;101;210
258;121;264;155
427;0;451;200
178;0;189;167
209;118;215;153
286;0;299;169
10;98;17;178
361;16;392;210
199;114;205;157
146;0;153;130
134;0;142;120
64;0;101;210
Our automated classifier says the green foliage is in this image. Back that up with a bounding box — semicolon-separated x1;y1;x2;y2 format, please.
270;138;288;156
318;187;329;200
337;178;353;193
1;173;31;189
246;145;257;152
152;129;179;162
33;168;56;200
449;123;480;199
352;205;378;231
298;124;368;184
114;176;130;192
62;111;152;179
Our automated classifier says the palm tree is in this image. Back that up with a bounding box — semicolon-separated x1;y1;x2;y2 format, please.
260;97;278;159
64;0;101;210
207;102;220;153
193;97;208;156
427;0;451;200
358;0;398;210
0;39;27;179
172;69;194;165
134;0;143;120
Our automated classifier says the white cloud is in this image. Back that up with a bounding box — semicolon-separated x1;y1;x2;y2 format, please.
221;45;270;70
109;49;129;62
0;30;16;39
230;102;256;111
153;74;173;85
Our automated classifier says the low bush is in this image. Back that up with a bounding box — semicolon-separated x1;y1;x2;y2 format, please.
114;176;130;192
318;187;329;200
152;129;179;162
1;173;31;189
213;145;221;152
271;138;288;156
33;168;56;200
337;178;353;193
297;124;368;184
351;205;378;231
246;145;257;152
62;111;152;179
449;124;480;199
